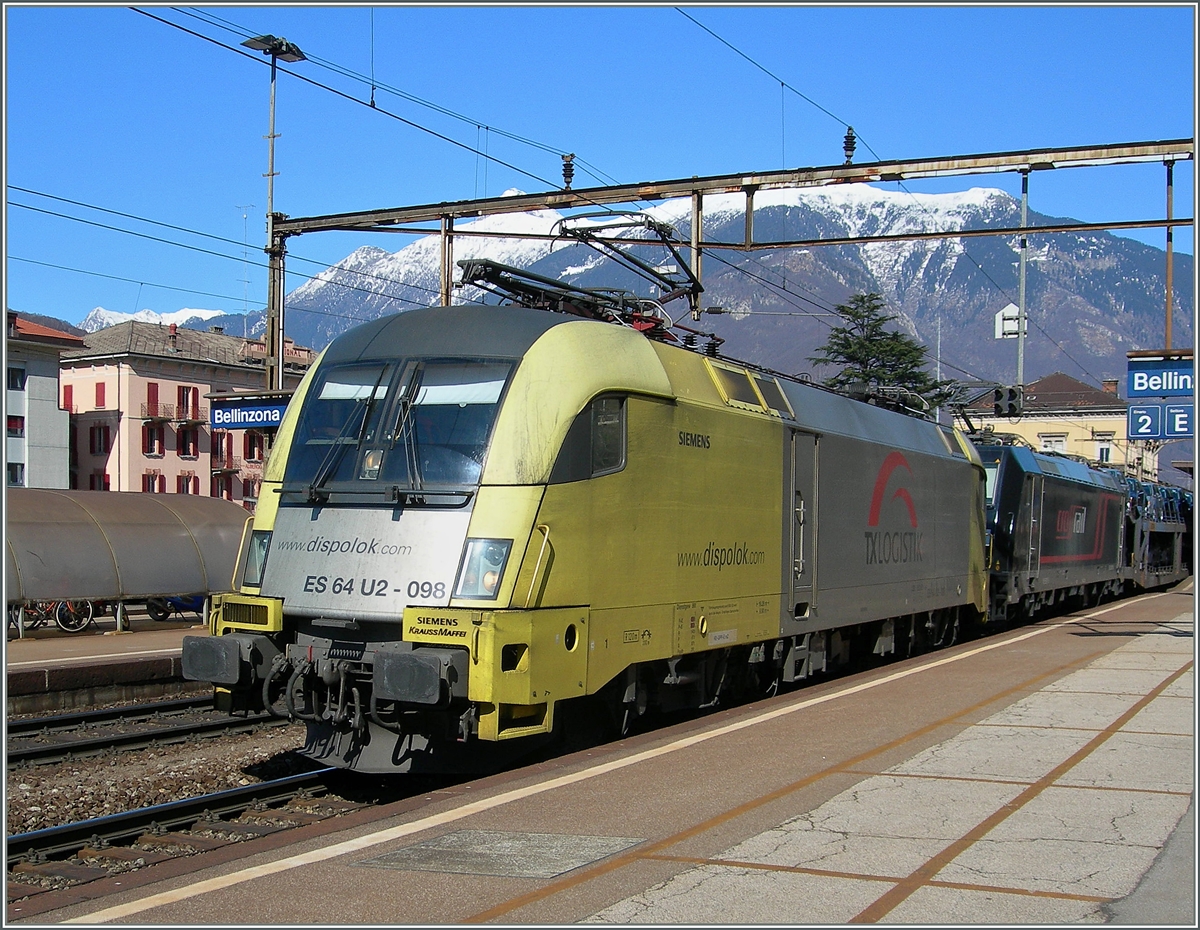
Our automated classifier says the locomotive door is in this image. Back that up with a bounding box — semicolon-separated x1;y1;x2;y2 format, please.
790;431;818;616
1024;473;1044;577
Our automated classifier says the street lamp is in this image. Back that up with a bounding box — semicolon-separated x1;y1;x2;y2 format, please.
242;34;306;391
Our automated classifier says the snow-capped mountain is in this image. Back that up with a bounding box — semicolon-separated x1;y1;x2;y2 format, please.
275;184;1190;387
92;186;1190;389
79;306;228;333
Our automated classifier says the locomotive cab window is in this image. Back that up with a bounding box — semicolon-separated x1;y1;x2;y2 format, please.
983;461;999;505
550;395;627;483
283;358;513;493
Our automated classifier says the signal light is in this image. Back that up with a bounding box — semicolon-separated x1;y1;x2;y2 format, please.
993;386;1023;417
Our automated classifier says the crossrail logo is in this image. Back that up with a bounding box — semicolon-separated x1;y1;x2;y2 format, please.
865;451;924;565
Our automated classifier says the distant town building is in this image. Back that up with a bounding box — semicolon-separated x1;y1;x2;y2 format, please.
5;311;85;488
967;372;1160;481
58;321;314;508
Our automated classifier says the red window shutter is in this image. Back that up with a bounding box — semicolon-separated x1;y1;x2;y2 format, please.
147;382;158;407
63;384;73;411
103;473;111;491
96;382;105;407
142;426;149;455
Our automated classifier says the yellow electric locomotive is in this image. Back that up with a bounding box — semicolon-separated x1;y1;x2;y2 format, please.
183;302;988;773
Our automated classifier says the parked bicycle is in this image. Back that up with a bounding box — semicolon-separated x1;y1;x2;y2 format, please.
7;599;99;634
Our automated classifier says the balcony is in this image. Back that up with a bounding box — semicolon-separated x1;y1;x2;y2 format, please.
175;405;208;425
141;402;175;422
211;454;242;474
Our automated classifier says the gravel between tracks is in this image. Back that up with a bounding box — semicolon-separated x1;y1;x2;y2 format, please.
5;725;310;836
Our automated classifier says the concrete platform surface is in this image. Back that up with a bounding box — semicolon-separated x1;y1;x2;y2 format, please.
6;613;207;713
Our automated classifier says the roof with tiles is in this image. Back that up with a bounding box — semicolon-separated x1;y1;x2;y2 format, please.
968;372;1128;413
7;311;87;349
60;321;313;371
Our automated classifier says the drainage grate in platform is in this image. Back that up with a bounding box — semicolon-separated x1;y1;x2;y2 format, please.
355;829;645;878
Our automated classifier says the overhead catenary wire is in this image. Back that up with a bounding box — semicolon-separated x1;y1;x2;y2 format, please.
678;9;1108;388
133;8;901;351
135;7;640;213
4;255;396;328
19;13;1037;386
174;6;624;190
7;200;430;319
6;189;449;300
10;187;984;381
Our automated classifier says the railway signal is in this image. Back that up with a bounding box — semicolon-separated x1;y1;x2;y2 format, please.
993;385;1023;417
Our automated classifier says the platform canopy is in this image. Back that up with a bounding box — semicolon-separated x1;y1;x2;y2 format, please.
5;489;251;603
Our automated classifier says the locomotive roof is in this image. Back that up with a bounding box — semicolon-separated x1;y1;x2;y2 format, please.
321;304;570;365
317;303;974;468
979;444;1125;490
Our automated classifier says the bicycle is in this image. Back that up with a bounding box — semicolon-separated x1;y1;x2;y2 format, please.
7;600;97;634
54;599;97;633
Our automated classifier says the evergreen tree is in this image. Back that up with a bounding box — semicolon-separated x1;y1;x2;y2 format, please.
809;293;957;410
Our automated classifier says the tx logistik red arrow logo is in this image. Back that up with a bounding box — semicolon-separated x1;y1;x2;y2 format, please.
865;451;924;565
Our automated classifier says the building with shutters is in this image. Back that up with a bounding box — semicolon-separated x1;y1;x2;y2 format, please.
5;311;86;488
58;321;313;508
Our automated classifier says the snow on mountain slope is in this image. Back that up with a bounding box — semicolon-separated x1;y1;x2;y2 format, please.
80;306;226;333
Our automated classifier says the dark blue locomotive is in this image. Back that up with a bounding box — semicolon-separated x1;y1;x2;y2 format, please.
975;440;1191;625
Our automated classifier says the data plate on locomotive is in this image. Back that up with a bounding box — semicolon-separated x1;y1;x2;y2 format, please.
260;506;472;619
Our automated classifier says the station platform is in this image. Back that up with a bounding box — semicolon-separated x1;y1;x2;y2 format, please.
6;583;1195;925
5;611;207;714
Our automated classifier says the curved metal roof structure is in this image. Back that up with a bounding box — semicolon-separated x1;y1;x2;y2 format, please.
5;490;251;603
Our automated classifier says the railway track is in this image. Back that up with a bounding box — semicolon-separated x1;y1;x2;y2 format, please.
6;769;336;867
6;765;462;906
7;697;288;768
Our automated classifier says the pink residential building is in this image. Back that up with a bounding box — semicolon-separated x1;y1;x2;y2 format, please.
59;321;314;509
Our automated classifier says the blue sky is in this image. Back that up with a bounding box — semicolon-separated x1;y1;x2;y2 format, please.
4;4;1195;328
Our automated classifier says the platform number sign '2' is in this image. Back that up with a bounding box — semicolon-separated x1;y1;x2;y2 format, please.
1128;405;1163;439
1127;404;1194;440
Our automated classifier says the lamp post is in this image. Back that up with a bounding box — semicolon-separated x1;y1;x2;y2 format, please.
242;34;305;391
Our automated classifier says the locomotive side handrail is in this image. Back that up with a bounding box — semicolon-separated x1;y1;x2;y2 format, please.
524;524;553;609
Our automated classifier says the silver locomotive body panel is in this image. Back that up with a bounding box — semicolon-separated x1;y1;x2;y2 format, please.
259;505;472;619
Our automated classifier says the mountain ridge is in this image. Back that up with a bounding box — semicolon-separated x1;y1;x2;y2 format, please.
81;185;1193;389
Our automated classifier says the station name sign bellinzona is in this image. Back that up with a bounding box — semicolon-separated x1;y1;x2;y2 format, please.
210;397;289;430
1126;357;1194;440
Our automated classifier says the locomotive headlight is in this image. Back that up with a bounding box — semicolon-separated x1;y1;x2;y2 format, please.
360;448;383;480
454;538;512;600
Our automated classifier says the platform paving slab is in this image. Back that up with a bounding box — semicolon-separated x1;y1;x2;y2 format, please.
584;613;1193;925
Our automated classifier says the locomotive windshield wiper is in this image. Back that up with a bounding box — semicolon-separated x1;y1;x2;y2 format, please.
307;368;388;503
390;364;423;492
